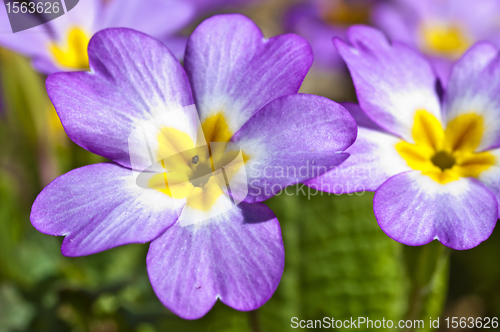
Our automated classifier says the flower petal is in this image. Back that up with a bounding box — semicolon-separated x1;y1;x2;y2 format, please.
184;14;313;134
187;0;256;15
371;2;415;46
232;94;357;202
341;102;384;131
306;103;410;193
478;148;500;217
158;35;188;60
46;28;193;169
48;0;100;41
97;0;194;38
444;42;500;151
284;3;346;70
335;25;441;141
374;171;498;249
30;163;184;256
0;9;53;72
147;202;283;319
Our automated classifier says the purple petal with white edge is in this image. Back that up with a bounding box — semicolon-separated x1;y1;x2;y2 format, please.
478;148;500;217
147;202;283;320
232;94;357;203
30;163;184;257
97;0;194;38
335;25;441;142
374;171;498;250
184;14;313;134
444;42;500;151
46;28;193;169
306;103;410;193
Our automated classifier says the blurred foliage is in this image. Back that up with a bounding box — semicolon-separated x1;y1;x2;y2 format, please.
1;1;500;329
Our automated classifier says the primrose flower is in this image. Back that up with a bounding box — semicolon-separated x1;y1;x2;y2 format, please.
30;15;357;318
285;0;378;70
307;25;500;250
0;0;241;74
373;0;500;84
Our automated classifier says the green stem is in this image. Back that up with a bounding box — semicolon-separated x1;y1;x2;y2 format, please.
248;309;261;332
403;241;450;331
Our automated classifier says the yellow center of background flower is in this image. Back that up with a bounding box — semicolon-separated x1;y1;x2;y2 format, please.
148;113;247;211
420;23;470;59
49;27;90;70
396;110;495;184
321;0;372;26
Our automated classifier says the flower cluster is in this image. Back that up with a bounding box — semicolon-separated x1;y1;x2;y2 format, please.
0;0;257;73
30;14;356;318
6;0;498;320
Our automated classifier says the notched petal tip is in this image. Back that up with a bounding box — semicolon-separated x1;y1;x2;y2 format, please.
146;203;283;319
374;172;498;250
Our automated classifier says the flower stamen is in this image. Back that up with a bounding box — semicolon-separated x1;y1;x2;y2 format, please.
431;151;455;171
396;110;495;184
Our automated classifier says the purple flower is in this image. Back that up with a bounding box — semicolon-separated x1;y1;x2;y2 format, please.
188;0;258;15
373;0;500;85
0;0;255;74
30;15;357;318
285;0;379;70
307;25;500;250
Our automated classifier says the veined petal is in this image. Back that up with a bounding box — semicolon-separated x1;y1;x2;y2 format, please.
335;25;441;142
46;28;194;169
374;171;498;250
444;42;500;151
147;203;283;320
232;94;357;202
30;163;184;256
184;14;313;135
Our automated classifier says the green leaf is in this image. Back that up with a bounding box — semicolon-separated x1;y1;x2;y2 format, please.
258;188;448;331
0;283;35;331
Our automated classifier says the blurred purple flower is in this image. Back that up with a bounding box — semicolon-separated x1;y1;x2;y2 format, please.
308;25;500;250
188;0;258;15
30;15;356;318
373;0;500;84
0;0;257;74
285;0;379;71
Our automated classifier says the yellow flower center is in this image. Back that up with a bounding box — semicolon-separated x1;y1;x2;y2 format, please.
49;27;90;70
396;110;495;184
148;113;248;211
320;0;372;26
420;23;470;58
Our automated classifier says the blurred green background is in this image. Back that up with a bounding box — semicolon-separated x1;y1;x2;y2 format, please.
1;1;500;331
